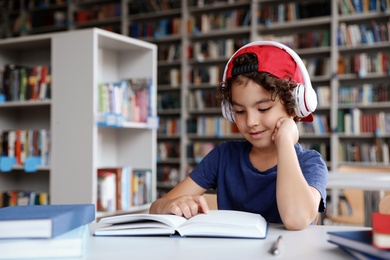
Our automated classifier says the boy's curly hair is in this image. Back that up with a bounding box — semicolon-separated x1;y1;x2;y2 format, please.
218;53;300;122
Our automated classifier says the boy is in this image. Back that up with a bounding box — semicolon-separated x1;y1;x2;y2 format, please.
150;41;328;230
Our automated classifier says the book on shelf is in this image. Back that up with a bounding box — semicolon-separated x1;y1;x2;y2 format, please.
97;171;117;213
132;168;153;206
98;166;132;212
328;230;390;259
0;204;95;239
372;212;390;249
0;190;48;207
0;224;90;259
2;64;51;102
94;210;268;239
0;129;51;169
97;166;153;212
97;77;154;126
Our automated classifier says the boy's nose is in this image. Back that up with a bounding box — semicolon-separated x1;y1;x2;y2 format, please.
246;111;259;127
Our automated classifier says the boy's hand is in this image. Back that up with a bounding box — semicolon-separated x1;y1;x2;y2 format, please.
160;195;210;218
271;117;299;146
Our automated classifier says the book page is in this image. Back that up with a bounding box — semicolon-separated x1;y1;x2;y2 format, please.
177;210;267;238
94;221;178;236
99;213;188;229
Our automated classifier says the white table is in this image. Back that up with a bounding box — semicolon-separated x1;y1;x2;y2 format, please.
60;224;367;260
327;172;390;226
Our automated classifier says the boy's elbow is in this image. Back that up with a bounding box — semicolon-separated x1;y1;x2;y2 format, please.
282;214;315;230
283;219;310;230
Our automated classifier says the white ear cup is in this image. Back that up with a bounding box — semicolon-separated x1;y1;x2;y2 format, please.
221;100;235;122
293;84;318;118
221;41;317;122
306;86;318;113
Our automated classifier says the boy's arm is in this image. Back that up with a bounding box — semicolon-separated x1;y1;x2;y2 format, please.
149;177;209;218
273;118;321;230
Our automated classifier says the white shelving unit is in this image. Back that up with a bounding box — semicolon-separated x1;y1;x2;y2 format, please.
0;28;157;215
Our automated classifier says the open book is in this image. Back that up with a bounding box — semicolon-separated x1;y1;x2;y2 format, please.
94;210;268;239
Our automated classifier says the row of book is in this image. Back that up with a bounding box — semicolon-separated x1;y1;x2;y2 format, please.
74;2;121;24
188;141;218;163
316;86;331;107
259;30;330;50
189;0;245;8
188;38;248;61
338;52;390;76
338;21;390;47
259;1;331;25
158;117;181;135
158;92;181;110
190;65;224;85
157;67;178;86
157;165;180;186
129;0;181;14
300;142;329;161
186;116;240;137
97;78;153;126
339;0;389;14
97;166;153;213
338;140;389;164
0;64;51;102
0;190;48;208
188;89;219;110
129;0;248;13
158;68;181;87
338;83;390;105
298;115;330;135
0;129;50;168
304;57;331;77
188;9;250;34
338;109;390;135
339;83;390;104
129;17;181;39
28;9;67;28
158;43;181;62
157;142;180;161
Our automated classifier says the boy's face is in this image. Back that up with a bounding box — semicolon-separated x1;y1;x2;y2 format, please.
231;79;292;149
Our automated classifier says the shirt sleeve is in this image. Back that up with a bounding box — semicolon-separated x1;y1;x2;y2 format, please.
189;144;223;190
300;149;328;212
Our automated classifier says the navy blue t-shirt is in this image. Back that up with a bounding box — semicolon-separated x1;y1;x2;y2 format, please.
189;140;328;224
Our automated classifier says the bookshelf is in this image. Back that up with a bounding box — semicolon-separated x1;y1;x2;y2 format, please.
0;28;157;216
147;0;390;193
3;0;390;197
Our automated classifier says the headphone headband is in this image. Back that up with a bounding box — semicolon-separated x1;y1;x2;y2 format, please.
221;41;317;122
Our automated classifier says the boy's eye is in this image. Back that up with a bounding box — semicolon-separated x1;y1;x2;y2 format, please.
234;110;244;114
258;107;271;112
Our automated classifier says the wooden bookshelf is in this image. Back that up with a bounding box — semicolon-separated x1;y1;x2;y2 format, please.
3;0;390;197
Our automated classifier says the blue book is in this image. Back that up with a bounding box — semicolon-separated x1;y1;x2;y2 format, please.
0;224;90;259
328;230;390;259
338;245;382;260
0;204;95;239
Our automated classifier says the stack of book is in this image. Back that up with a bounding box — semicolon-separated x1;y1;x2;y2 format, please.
0;204;95;259
327;212;390;259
